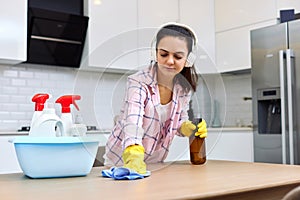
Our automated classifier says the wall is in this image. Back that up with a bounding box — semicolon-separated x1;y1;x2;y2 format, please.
217;73;252;127
0;64;127;131
0;64;252;131
192;73;252;128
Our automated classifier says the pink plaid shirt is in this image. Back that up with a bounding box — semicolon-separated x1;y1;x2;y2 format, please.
104;65;191;165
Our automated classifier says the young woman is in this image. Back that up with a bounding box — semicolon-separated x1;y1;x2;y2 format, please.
104;22;207;174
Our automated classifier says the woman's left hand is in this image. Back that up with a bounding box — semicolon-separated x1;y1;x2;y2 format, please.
195;119;207;138
122;145;147;174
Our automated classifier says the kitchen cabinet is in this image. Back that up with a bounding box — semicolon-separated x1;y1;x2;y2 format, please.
138;0;179;28
214;0;279;72
83;0;216;73
86;131;110;166
0;136;22;174
165;135;190;162
216;20;277;72
84;0;179;72
206;128;253;162
84;0;138;72
215;0;277;32
276;0;300;17
137;0;180;68
165;128;254;162
179;0;216;74
137;0;216;74
0;0;27;65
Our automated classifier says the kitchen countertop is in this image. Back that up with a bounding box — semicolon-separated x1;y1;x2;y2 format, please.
0;127;252;135
0;129;112;136
208;127;253;132
0;160;299;200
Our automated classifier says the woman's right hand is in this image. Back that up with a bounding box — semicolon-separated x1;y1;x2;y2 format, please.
122;144;147;174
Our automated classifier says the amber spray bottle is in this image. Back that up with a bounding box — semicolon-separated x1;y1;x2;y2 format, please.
189;118;206;165
188;101;206;165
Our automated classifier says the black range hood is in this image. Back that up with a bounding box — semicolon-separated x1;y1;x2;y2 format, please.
25;7;89;68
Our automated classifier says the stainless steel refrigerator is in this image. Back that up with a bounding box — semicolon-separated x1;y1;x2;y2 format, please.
251;19;300;165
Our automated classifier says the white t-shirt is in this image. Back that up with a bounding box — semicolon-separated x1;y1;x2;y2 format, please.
157;101;172;123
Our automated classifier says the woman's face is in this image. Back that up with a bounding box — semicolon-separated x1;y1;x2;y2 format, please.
156;36;189;78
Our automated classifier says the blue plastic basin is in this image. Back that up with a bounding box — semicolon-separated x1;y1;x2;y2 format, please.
11;136;99;178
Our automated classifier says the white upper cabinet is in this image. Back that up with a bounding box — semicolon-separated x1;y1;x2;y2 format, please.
0;0;27;65
84;0;138;71
179;0;216;74
276;0;300;17
137;0;217;74
137;0;180;69
84;0;216;73
85;0;179;71
215;0;278;72
216;20;277;73
215;0;277;32
138;0;179;28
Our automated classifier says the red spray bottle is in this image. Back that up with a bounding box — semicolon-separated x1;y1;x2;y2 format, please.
29;93;63;137
55;95;81;136
30;93;50;129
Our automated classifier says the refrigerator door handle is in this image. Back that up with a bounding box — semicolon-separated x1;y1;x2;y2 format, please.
279;50;287;164
286;49;295;165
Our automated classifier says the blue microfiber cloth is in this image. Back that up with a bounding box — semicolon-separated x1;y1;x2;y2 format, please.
102;167;151;180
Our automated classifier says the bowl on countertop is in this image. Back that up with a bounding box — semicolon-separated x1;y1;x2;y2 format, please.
10;136;99;178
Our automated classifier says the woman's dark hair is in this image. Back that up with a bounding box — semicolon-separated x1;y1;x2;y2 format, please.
155;24;198;92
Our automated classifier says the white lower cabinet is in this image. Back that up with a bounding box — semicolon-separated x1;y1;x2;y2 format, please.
0;130;253;173
206;129;254;162
165;135;190;162
166;128;254;162
0;136;22;174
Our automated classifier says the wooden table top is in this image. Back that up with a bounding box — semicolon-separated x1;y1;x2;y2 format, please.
1;160;300;200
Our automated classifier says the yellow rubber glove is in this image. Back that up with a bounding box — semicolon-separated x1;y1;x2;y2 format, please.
122;144;147;174
195;119;208;138
180;120;197;137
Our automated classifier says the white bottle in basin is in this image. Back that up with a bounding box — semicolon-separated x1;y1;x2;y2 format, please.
55;95;82;136
29;103;64;137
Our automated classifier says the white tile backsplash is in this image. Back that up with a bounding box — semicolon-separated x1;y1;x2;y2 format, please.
0;63;253;131
2;86;18;95
0;112;10;120
0;95;10;103
19;71;33;78
10;95;27;103
11;79;26;86
3;70;18;77
218;73;252;127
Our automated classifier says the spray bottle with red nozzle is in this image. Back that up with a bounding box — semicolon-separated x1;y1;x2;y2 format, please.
55;95;81;136
29;93;63;137
30;93;50;129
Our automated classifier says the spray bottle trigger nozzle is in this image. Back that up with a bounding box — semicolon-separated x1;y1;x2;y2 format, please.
55;95;81;113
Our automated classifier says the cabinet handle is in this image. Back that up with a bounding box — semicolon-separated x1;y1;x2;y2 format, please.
31;35;82;45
